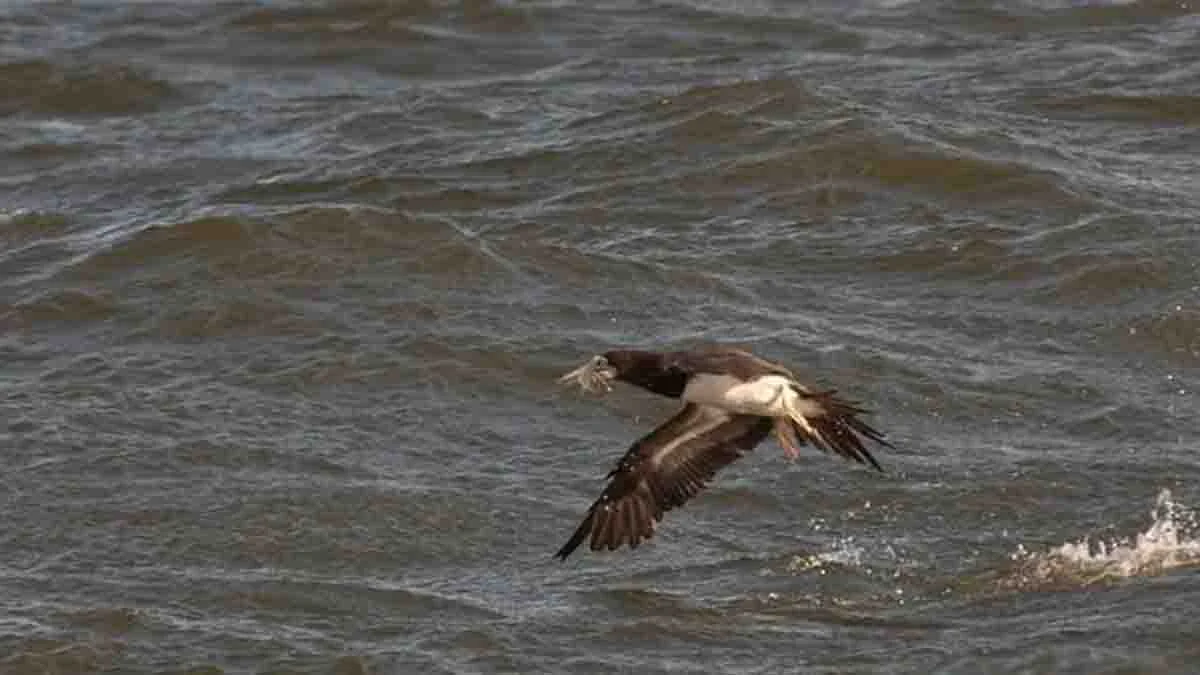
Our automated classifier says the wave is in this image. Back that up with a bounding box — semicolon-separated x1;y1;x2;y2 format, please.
229;1;441;33
0;60;176;116
1035;94;1200;124
1004;489;1200;589
1117;304;1200;366
4;288;118;327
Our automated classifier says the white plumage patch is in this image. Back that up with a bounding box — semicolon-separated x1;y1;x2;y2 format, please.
682;373;824;421
646;405;731;469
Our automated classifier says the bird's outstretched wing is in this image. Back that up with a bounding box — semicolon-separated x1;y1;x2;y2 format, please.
555;404;773;560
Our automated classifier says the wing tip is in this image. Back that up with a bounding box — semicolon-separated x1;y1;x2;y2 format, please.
555;491;666;560
554;507;595;561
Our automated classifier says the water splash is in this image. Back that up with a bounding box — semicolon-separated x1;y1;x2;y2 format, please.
787;537;866;574
1007;489;1200;588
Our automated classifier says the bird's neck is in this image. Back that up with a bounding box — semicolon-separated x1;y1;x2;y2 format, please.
619;352;688;398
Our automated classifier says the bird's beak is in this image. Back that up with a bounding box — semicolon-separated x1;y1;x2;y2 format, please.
558;355;617;393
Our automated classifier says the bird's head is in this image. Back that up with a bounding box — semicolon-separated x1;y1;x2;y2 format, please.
558;349;665;394
558;353;619;393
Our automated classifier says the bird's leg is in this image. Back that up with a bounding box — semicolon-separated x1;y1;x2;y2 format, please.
773;418;803;460
780;386;828;449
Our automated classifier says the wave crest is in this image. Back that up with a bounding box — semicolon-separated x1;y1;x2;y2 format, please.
1006;490;1200;589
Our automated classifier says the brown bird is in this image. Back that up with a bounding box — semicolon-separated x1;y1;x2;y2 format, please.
555;344;892;560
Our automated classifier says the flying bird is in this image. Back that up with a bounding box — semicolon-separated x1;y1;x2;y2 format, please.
554;344;892;560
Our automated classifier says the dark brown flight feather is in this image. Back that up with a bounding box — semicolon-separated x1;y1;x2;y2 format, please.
786;388;892;472
554;404;773;560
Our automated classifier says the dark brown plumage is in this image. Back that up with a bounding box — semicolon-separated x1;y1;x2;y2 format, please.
554;404;772;560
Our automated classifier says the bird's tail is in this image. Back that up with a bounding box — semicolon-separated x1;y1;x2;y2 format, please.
781;386;891;471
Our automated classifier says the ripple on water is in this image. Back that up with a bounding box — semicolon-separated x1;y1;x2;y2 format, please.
1033;93;1200;124
1118;305;1200;366
3;288;118;331
0;637;125;674
0;60;177;116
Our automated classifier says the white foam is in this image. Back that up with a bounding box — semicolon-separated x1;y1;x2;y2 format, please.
787;537;866;574
1010;489;1200;586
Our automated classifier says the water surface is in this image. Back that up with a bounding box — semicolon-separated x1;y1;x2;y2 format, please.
2;2;1199;673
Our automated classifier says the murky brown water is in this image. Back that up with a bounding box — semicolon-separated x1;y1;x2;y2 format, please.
3;2;1200;673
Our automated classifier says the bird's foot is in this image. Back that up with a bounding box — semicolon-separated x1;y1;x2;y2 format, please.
773;418;802;461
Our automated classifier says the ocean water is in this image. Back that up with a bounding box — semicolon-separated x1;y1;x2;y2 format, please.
2;1;1199;673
